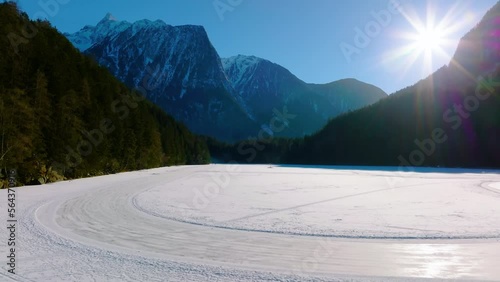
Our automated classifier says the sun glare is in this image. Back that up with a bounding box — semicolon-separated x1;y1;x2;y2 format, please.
381;3;475;79
414;27;445;52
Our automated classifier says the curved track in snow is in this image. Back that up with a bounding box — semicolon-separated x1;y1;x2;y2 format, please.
1;165;500;281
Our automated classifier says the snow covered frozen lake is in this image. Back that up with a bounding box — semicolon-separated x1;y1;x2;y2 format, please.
1;165;500;281
135;165;500;239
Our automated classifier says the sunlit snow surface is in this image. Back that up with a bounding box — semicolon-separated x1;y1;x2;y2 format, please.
135;165;500;239
489;181;500;191
1;165;500;281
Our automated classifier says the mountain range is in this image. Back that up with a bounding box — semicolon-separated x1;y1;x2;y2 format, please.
65;15;387;142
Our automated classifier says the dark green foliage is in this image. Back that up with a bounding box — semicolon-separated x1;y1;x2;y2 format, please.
283;66;500;168
0;2;209;186
205;136;298;164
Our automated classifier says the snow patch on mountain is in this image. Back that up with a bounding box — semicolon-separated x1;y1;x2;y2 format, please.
65;14;260;140
65;15;386;141
222;55;263;87
64;13;131;51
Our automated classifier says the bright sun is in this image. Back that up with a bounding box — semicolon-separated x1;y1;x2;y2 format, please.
392;20;452;76
382;3;474;78
414;27;445;52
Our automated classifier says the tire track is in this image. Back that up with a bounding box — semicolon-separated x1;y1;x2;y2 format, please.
2;166;500;280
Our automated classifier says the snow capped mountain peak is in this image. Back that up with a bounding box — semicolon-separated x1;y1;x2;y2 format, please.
65;13;131;51
66;15;209;53
64;15;260;141
221;55;267;88
66;14;226;91
152;19;168;28
222;54;263;70
100;12;119;23
94;13;129;34
221;54;299;96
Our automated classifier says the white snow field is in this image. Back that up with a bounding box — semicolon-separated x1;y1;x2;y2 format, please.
1;165;500;281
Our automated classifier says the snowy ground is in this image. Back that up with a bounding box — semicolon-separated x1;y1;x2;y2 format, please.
1;165;500;281
135;165;500;239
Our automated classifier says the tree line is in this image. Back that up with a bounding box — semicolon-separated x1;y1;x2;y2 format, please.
0;2;209;187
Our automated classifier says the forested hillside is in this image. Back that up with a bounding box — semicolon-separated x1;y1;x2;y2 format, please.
284;67;500;167
0;2;209;187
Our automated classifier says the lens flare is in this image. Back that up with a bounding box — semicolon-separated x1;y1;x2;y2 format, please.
381;2;475;80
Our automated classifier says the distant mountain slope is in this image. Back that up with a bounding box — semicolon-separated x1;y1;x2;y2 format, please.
66;17;387;141
64;13;131;51
222;55;387;137
284;1;500;168
74;15;256;142
308;78;388;113
0;3;209;186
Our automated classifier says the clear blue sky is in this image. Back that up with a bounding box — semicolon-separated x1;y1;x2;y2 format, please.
15;0;499;94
